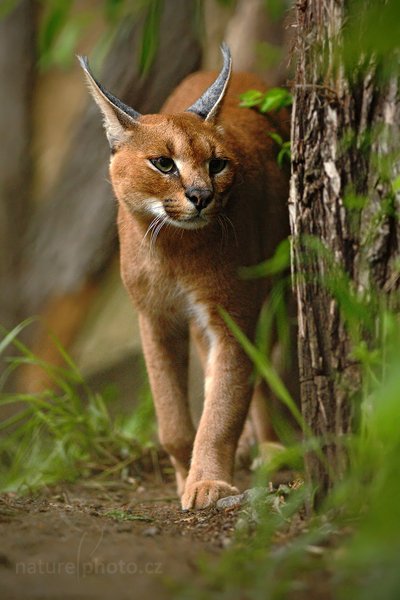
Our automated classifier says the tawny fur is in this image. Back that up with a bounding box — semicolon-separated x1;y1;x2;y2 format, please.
83;62;290;509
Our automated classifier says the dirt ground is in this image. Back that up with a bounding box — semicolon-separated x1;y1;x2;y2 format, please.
0;470;252;600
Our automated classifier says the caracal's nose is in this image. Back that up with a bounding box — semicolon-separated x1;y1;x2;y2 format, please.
185;187;214;212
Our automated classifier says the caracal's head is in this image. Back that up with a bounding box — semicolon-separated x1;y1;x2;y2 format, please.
79;45;236;230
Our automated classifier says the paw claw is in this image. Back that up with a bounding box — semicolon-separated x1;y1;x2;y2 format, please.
181;480;239;510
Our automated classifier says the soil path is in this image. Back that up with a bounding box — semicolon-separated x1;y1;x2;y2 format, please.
0;473;249;600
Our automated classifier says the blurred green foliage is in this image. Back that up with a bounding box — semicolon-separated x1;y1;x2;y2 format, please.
256;40;283;71
36;0;152;70
263;0;289;22
138;0;162;75
0;0;164;71
343;0;400;75
0;0;19;18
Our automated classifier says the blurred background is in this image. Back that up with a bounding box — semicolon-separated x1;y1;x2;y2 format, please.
0;0;293;410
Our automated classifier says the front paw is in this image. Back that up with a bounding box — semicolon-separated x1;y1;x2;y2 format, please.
181;480;239;510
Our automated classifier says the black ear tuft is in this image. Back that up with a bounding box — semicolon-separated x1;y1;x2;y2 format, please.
186;44;232;121
78;55;141;147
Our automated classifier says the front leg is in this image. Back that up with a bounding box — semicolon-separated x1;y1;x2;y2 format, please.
181;330;253;509
139;313;196;495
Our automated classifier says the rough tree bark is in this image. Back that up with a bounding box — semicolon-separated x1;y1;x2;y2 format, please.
290;0;399;498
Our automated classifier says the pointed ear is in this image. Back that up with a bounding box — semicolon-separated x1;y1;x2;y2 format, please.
186;43;232;122
78;56;141;148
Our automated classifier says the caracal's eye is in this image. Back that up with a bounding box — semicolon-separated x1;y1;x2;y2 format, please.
209;158;227;175
151;156;176;174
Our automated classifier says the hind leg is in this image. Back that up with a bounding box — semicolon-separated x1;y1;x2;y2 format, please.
236;380;281;464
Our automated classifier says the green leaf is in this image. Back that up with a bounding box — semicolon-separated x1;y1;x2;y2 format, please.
259;88;292;113
269;131;283;146
239;89;264;108
240;88;292;113
269;134;291;167
277;145;291;167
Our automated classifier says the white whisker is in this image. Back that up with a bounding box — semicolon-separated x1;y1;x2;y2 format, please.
223;214;238;247
149;215;168;253
141;215;162;248
218;215;228;251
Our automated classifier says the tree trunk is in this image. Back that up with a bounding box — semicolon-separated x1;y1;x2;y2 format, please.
290;0;399;499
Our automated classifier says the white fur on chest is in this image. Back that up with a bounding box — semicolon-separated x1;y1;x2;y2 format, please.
186;294;214;339
186;293;218;394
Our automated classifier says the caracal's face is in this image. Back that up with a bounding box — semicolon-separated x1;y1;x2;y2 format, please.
110;112;236;230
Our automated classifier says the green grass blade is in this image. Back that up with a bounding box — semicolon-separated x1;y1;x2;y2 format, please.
0;318;37;355
219;307;303;428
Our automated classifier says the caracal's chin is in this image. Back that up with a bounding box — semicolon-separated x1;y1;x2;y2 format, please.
166;215;211;230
